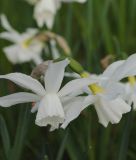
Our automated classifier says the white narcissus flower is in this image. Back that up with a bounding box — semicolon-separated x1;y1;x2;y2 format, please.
105;53;136;109
0;59;100;130
0;14;44;65
34;0;58;29
62;54;136;128
33;0;87;29
62;79;130;128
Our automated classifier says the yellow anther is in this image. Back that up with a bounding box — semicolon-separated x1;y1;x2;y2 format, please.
22;41;28;48
80;71;90;78
128;76;136;86
80;71;104;95
89;84;104;95
22;38;33;49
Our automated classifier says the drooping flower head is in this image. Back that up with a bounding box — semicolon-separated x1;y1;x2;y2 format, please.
62;54;136;128
26;0;87;29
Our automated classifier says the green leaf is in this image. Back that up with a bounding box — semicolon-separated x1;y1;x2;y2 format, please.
0;114;11;158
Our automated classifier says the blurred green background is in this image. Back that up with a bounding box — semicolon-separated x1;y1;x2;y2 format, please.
0;0;136;159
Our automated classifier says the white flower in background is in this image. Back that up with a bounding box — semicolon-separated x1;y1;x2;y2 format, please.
0;14;44;65
0;59;100;130
33;0;58;29
32;0;87;29
62;54;136;128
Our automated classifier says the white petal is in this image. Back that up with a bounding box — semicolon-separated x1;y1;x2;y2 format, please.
0;73;46;96
0;32;20;43
61;96;93;129
1;31;43;64
26;28;38;36
64;72;80;78
110;54;136;81
131;94;136;110
0;92;40;107
35;94;64;127
34;0;57;28
3;45;36;64
44;59;69;93
50;40;60;59
16;48;37;63
58;77;101;97
103;82;125;100
3;45;20;64
50;124;59;132
94;97;131;127
32;55;43;65
0;14;16;32
84;95;96;106
102;60;124;77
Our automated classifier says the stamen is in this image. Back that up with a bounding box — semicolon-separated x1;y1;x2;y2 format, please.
80;71;104;95
22;38;33;49
128;76;136;86
89;83;104;95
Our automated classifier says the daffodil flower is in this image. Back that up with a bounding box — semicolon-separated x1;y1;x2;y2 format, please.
0;59;100;130
62;54;136;128
62;76;130;128
32;0;87;29
0;14;44;65
104;54;136;111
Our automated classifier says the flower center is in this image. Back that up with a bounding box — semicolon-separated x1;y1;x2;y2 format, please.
80;71;104;95
128;76;136;86
22;38;33;49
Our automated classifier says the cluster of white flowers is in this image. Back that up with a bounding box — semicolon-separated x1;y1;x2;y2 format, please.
0;0;86;65
1;0;136;132
0;54;136;131
0;14;72;65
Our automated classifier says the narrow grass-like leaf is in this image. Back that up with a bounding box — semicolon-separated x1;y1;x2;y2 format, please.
98;127;111;160
118;109;133;160
0;114;11;158
118;0;126;49
56;131;69;160
10;106;30;160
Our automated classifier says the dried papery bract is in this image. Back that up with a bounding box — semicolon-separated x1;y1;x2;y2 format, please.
36;31;71;56
100;55;114;69
31;60;52;79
